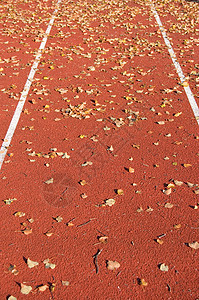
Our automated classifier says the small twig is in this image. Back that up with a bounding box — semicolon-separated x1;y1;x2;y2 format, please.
93;249;102;274
77;219;91;227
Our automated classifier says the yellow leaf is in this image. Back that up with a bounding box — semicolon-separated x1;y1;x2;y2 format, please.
117;189;124;195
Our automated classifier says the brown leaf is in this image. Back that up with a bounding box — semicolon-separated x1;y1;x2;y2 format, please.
98;236;108;244
107;260;120;270
159;263;169;272
188;241;199;250
117;189;124;195
139;278;148;286
164;203;173;209
27;258;39;269
21;283;32;295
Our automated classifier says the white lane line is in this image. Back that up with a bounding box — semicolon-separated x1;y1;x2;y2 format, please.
0;0;62;170
149;0;199;125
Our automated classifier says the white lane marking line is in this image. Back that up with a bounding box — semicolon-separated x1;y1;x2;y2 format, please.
149;0;199;125
0;0;62;170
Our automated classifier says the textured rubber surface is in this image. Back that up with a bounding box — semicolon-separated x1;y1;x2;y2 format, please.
0;0;198;299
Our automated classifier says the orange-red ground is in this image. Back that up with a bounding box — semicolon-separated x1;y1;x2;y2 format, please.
0;0;198;299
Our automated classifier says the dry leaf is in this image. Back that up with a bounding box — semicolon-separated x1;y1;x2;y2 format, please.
107;260;120;270
156;239;164;245
80;180;87;186
21;283;32;295
105;199;115;207
14;211;25;217
164;203;173;209
117;189;124;195
3;198;17;205
38;285;48;292
98;236;108;244
128;167;135;173
156;121;165;125
188;241;199;250
62;281;70;286
44;231;53;237
55;216;63;223
8;296;17;300
182;164;192;168
139;278;148;286
174;180;183;186
27;258;39;269
159;263;169;272
163;188;172;195
44;178;53;184
43;258;56;269
22;228;32;235
173;224;181;229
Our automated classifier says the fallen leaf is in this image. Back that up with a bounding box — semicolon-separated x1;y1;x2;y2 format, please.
7;296;17;300
117;189;124;195
14;211;25;217
164;203;173;208
80;180;87;186
163;188;172;195
139;278;148;286
22;228;32;235
43;258;56;269
21;283;32;295
156;239;164;245
98;236;108;244
105;199;115;206
38;284;48;292
55;216;63;223
107;260;120;270
128;167;135;173
3;198;17;205
173;224;181;229
182;164;192;168
188;241;199;250
44;178;53;184
174;180;183;186
62;281;70;286
27;258;39;269
159;263;169;272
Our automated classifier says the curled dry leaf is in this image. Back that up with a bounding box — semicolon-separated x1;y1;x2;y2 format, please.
44;178;53;184
107;260;120;270
156;239;164;245
129;167;135;173
43;258;56;269
98;236;108;244
188;241;199;250
38;284;48;292
22;228;32;235
174;180;183;186
3;198;17;205
159;263;169;272
55;216;63;222
21;283;32;295
163;188;172;195
14;211;25;217
27;258;39;269
44;231;53;237
80;180;87;186
173;224;181;229
139;278;148;286
182;164;192;168
105;199;115;207
164;203;174;209
62;281;70;286
117;189;124;195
